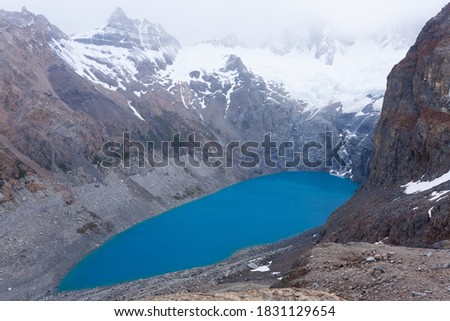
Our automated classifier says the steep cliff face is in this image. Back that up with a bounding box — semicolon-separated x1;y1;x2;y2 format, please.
322;4;450;246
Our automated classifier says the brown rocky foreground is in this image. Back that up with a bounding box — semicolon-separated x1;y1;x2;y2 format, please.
138;241;450;301
277;242;450;301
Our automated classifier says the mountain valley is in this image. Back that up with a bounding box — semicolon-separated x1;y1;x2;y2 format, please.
0;3;449;301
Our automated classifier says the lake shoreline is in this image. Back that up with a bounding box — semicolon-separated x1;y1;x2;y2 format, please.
48;226;322;300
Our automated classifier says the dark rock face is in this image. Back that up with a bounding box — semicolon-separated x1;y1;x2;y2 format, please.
369;6;450;186
322;4;450;247
0;9;102;173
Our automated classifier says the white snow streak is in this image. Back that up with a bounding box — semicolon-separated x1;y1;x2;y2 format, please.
127;101;145;121
402;170;450;194
180;86;189;109
429;190;450;202
428;206;434;218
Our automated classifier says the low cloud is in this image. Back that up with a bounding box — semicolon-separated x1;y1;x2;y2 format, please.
2;0;448;45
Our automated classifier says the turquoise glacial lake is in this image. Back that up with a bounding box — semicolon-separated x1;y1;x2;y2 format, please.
59;172;359;291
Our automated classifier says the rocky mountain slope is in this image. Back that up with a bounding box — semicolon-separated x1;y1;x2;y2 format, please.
278;242;450;301
321;3;450;247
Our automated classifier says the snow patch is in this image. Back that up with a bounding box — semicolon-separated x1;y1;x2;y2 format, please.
49;35;171;92
251;265;270;272
402;170;450;194
330;168;353;179
428;206;434;218
429;190;450;202
180;86;189;109
161;42;407;113
250;261;272;273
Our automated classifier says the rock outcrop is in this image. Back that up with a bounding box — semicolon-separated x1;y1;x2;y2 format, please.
322;4;450;246
278;242;450;300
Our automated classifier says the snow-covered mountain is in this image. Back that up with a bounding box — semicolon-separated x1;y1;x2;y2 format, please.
50;7;179;91
50;8;413;116
46;7;418;181
160;39;407;114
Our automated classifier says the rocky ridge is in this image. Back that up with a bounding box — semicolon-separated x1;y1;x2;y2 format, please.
321;3;450;246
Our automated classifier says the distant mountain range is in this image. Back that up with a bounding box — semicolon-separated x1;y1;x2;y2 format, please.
27;6;416;181
51;7;416;116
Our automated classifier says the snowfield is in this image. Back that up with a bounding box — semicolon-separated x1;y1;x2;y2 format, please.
161;41;408;113
402;170;450;194
50;23;412;116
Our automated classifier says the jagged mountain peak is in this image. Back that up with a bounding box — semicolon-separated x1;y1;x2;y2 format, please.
311;29;338;65
261;31;305;55
224;54;246;72
139;19;180;52
0;8;67;42
105;6;136;31
261;28;344;61
0;7;35;27
109;7;127;21
261;25;416;65
206;33;247;48
50;8;180;92
72;8;179;52
21;6;30;14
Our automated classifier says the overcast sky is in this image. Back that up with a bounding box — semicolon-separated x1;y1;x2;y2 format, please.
1;0;448;45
